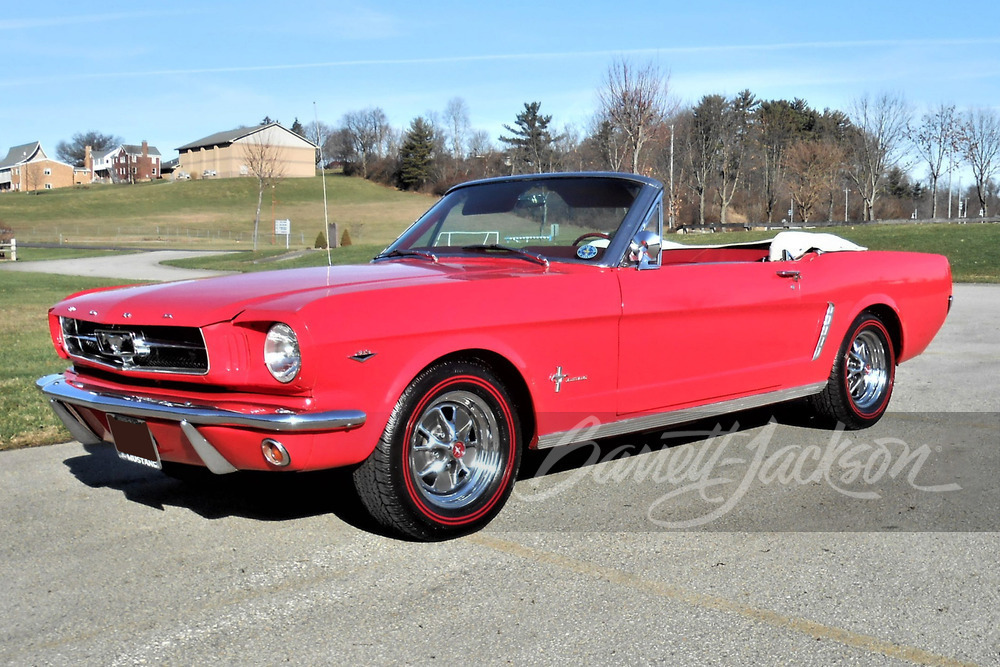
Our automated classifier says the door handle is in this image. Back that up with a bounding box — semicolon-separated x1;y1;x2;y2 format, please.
776;270;801;282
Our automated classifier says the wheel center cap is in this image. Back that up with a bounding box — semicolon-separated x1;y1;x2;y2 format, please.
452;441;466;459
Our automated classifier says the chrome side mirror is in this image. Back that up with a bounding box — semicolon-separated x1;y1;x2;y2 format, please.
629;230;662;269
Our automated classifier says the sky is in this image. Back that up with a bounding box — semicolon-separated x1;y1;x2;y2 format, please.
2;0;999;165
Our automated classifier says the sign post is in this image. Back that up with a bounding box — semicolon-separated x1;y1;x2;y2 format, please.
274;219;291;249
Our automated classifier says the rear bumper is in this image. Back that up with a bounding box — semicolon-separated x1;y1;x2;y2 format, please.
37;374;367;474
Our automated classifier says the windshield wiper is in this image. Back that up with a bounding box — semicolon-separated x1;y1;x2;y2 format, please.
460;244;549;268
373;248;439;263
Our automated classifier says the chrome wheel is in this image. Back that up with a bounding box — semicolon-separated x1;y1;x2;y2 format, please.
846;329;890;412
409;390;503;510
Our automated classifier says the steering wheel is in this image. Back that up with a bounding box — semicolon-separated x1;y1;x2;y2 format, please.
572;232;611;246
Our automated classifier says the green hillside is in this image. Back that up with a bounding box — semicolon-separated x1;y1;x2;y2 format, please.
0;173;435;248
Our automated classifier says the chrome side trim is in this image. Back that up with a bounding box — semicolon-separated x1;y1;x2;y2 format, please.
180;421;238;474
812;303;836;361
37;374;366;433
535;382;827;449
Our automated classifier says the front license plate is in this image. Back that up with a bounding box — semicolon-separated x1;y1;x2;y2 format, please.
108;414;162;470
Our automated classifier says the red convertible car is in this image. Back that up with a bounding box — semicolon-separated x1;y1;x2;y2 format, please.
37;173;951;538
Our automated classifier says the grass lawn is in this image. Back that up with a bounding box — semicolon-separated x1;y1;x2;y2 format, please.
0;172;432;249
0;272;130;450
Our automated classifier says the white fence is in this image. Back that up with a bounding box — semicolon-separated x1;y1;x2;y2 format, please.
0;238;15;262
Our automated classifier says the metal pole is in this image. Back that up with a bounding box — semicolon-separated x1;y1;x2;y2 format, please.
844;189;849;222
315;102;332;266
668;124;675;230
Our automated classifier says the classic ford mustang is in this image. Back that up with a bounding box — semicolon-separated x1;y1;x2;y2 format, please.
37;173;952;539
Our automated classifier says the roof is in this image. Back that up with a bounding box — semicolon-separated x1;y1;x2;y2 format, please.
0;142;42;169
122;144;162;157
176;123;317;151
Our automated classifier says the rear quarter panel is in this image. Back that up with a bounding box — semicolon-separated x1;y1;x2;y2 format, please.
804;250;952;369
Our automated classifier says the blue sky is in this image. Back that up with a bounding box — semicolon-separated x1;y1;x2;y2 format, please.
2;1;999;163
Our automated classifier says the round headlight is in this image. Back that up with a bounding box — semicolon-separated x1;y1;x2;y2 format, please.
264;323;301;383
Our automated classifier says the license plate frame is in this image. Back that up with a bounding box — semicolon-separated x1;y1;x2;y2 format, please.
108;414;162;470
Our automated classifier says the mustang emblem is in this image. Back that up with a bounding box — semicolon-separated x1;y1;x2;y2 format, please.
95;331;150;362
549;366;588;393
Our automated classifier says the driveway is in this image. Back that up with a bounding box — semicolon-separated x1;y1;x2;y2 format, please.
0;250;233;281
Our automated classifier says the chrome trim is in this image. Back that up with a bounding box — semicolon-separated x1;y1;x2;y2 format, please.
812;303;836;361
180;421;238;474
61;317;210;376
46;398;104;445
37;374;366;433
535;382;827;449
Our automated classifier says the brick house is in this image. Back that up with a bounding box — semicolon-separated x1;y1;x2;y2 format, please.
177;123;317;179
0;142;88;192
86;141;162;183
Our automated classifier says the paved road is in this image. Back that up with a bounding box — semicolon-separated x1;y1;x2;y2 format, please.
0;250;233;281
0;281;997;665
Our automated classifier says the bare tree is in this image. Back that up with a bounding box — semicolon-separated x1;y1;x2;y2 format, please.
909;104;959;218
242;133;286;251
786;140;847;222
588;114;627;172
598;58;673;174
961;107;1000;217
467;130;493;158
684;95;726;225
715;90;756;224
341;107;391;179
444;97;471;160
846;93;912;221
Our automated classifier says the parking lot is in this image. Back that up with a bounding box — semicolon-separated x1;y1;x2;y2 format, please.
1;282;996;665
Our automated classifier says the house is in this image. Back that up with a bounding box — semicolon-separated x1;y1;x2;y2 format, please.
86;141;162;183
176;123;317;179
0;142;88;192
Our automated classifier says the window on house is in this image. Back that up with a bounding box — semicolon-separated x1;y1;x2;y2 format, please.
44;168;52;175
45;183;53;189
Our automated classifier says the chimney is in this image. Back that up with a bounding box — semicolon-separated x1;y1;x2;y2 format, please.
142;140;148;158
84;145;93;175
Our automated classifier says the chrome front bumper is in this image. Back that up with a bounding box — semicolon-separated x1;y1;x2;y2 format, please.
36;374;367;474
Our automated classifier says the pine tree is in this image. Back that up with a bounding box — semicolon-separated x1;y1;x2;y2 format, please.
499;102;559;174
397;117;436;190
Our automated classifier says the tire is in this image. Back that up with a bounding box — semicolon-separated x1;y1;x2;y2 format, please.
353;360;522;540
810;312;895;429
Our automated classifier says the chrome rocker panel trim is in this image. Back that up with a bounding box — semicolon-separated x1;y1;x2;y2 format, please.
535;382;827;450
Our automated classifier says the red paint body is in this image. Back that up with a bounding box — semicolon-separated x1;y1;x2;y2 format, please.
45;245;951;472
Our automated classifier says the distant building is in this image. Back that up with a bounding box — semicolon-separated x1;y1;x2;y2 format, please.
86;141;162;183
176;123;317;179
0;142;88;192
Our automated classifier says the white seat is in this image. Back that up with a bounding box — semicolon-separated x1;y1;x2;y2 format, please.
768;231;866;262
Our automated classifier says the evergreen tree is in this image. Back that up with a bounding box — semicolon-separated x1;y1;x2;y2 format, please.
397;117;436;190
290;117;305;137
499;102;559;174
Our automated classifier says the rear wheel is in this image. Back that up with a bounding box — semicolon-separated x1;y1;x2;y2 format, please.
353;360;521;540
810;312;895;429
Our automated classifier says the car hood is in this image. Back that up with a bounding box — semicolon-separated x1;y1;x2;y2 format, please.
51;261;544;327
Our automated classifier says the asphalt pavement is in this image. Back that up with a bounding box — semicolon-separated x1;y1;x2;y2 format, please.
0;256;997;664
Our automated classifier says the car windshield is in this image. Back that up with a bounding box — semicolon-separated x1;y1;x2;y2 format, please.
381;176;643;264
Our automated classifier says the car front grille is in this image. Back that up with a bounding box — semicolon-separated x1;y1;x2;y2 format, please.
61;318;209;374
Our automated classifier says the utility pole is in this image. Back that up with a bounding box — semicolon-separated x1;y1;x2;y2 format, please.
844;188;849;222
668;124;675;230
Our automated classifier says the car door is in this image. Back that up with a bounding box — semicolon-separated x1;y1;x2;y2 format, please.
616;256;827;415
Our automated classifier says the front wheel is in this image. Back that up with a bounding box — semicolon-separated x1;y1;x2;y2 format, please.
353;361;522;540
810;312;895;429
